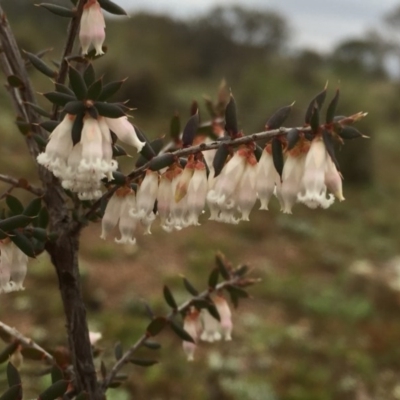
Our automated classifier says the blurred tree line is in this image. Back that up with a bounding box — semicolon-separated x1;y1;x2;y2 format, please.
3;0;400;182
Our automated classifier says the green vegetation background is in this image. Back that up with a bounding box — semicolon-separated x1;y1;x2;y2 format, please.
1;1;400;399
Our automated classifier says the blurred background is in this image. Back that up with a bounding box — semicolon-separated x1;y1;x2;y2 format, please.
1;0;400;399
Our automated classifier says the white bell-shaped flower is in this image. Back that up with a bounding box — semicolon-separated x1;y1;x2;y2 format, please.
256;146;279;210
186;161;208;226
325;156;344;201
236;156;258;221
105;117;145;152
182;308;201;361
214;295;233;341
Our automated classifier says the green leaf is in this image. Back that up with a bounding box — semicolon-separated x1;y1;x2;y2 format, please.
112;144;128;158
265;103;293;129
212;141;229;177
23;198;42;218
55;83;74;96
7;362;21;387
43;91;76;107
146;317;168;337
37;207;49;228
38;380;69;400
163;286;177;309
169;320;195;343
271;138;284;181
322;129;340;171
33;134;47;148
0;343;19;364
71;112;84;146
40;120;59;133
98;0;128;15
98;80;125;101
170;114;180;141
7;75;24;89
150;137;165;155
182;277;199;296
50;365;64;384
94;102;125;118
286;128;300;151
305;84;327;124
10;231;36;258
83;63;96;86
37;3;74;17
27;227;48;241
114;342;123;361
87;78;103;100
63;101;85;115
182;112;199;147
215;253;230;280
15;118;30;135
129;358;158;367
68;65;87;100
208;267;219;290
148;154;175;172
142;340;161;350
6;196;24;215
326;89;340;124
206;302;221;321
224;94;238;137
25;102;52;118
109;171;127;185
24;51;56;78
0;385;22;400
0;215;32;232
337;126;366;140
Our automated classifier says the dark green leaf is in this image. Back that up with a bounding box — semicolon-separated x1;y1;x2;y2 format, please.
208;267;219;289
112;144;128;158
142;340;161;350
63;100;85;115
98;0;128;15
337;126;366;140
212;142;229;177
7;75;24;89
163;286;177;309
50;365;63;384
0;385;22;400
206;302;220;321
305;85;327;124
149;153;175;172
114;342;123;361
146;317;168;337
326;89;340;124
24;51;56;78
25;102;52;118
71;112;84;146
23;198;42;218
68;65;87;100
55;83;74;96
192;299;211;310
15;118;30;135
215;253;230;280
6;196;24;215
40;120;59;133
254;144;263;162
169;320;195;343
129;358;158;367
7;362;20;387
109;171;126;185
37;207;49;228
286;128;300;151
150;137;165;155
265;103;293;130
27;227;48;241
182;112;199;147
0;343;19;364
33;134;47;148
43;91;75;107
0;215;32;232
87;106;99;120
20;347;46;360
38;380;69;400
83;63;96;87
310;104;320;133
37;3;74;17
94;102;125;118
226;285;249;299
182;277;199;296
225;95;238;137
170;114;180;141
0;230;8;240
98;80;125;101
10;231;35;258
271;138;284;181
87;78;103;100
322;130;340;171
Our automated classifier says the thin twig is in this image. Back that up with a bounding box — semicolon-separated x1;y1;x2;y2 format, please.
0;321;54;364
0;174;43;196
102;273;250;390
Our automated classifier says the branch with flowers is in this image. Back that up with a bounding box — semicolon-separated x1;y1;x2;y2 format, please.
0;0;369;398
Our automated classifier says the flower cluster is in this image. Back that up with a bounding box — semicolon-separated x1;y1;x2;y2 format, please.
79;0;106;56
0;239;29;294
100;133;345;244
37;114;144;200
182;294;232;361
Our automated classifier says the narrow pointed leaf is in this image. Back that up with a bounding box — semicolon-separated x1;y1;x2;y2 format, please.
10;231;35;258
112;145;128;157
206;302;221;321
55;83;74;96
24;51;56;78
23;198;42;218
83;63;96;86
305;86;327;124
326;89;340;124
71;112;84;145
150;137;165;155
265;103;293;129
87;106;99;119
38;380;69;400
7;75;24;89
337;126;366;140
169;321;195;343
271;138;284;180
226;285;249;299
98;80;125;101
40;120;59;133
25;102;52;118
63;100;85;115
0;215;32;232
37;207;49;228
7;362;21;387
37;3;74;17
50;365;63;383
0;343;19;364
286;128;300;151
143;341;161;350
225;95;238;137
33;134;47;148
182;112;199;147
98;0;128;15
322;130;340;171
129;358;158;367
192;299;211;310
149;153;175;172
6;196;24;215
310;104;320;133
114;342;123;361
215;253;230;280
68;65;87;100
208;267;219;289
163;286;177;309
170;114;181;141
94;102;125;118
146;317;168;337
182;277;199;296
43;92;75;106
212;143;229;177
15;119;30;135
87;78;103;100
0;385;22;400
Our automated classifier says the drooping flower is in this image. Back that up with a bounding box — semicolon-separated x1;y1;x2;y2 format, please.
186;161;208;226
325;155;344;201
79;0;106;56
182;308;201;361
104;117;145;152
0;240;29;294
213;295;233;341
